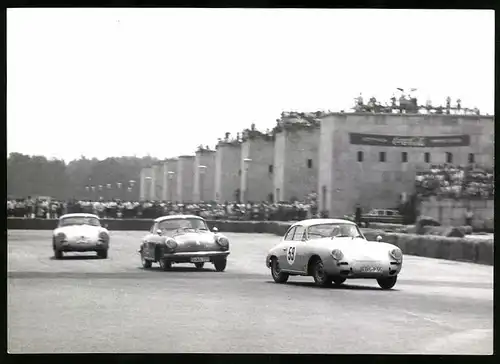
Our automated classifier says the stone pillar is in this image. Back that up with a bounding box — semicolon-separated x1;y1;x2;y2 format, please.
140;168;146;200
194;149;216;202
214;141;242;203
162;162;168;201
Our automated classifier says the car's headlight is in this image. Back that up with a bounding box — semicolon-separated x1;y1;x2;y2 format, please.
389;248;403;261
56;233;67;242
165;238;177;250
331;249;344;261
216;236;229;249
98;232;109;241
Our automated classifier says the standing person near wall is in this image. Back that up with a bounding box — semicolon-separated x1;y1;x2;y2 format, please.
355;204;362;226
465;208;474;227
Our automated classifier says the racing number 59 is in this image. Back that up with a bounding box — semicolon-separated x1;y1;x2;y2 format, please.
287;246;296;264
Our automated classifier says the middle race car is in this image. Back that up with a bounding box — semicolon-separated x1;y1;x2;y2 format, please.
138;215;230;271
265;218;403;289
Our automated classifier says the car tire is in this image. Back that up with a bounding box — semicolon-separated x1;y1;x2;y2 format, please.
213;258;227;272
312;258;332;287
159;259;172;271
54;249;63;259
332;277;346;286
141;254;152;269
377;276;397;290
271;257;289;284
97;250;108;259
194;262;205;269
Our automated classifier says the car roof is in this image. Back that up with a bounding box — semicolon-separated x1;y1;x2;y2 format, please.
291;218;356;228
59;213;100;219
154;215;205;223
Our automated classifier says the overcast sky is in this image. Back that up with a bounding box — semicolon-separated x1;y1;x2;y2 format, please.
7;8;494;162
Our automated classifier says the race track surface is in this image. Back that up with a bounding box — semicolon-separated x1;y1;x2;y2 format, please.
7;230;493;354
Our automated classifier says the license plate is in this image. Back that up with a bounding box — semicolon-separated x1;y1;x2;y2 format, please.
190;257;210;263
360;266;382;273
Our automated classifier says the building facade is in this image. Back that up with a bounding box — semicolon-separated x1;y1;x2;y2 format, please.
176;155;195;202
240;135;274;203
214;141;242;203
318;112;494;217
193;149;216;202
273;125;320;202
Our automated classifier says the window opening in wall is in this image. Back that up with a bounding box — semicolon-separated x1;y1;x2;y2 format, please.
268;165;273;173
402;152;408;163
357;151;363;162
379;151;386;162
468;153;475;164
307;159;313;168
424;152;431;163
446;152;453;164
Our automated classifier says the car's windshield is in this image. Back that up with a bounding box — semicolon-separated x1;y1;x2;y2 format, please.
158;218;208;231
59;217;100;227
308;223;364;239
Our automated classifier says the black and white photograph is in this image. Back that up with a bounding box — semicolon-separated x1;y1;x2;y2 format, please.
6;7;494;354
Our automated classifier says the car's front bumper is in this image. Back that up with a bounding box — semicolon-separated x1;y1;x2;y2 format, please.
323;258;402;278
56;241;109;252
161;250;230;263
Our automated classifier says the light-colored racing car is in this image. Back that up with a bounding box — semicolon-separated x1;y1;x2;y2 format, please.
138;215;230;271
52;213;110;259
265;219;403;289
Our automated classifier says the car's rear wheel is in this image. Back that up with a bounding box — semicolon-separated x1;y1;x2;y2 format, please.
54;249;63;260
271;257;289;283
332;277;346;286
194;262;205;269
159;258;172;271
377;276;397;290
312;258;332;286
97;250;108;259
213;258;227;272
141;254;152;269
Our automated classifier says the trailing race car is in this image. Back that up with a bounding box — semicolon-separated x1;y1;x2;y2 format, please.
265;218;403;289
138;215;230;271
52;213;110;259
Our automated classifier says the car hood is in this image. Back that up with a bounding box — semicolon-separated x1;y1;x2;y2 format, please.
54;225;106;240
310;237;398;260
171;231;217;245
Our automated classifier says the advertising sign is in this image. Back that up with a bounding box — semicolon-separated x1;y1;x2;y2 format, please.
349;133;470;147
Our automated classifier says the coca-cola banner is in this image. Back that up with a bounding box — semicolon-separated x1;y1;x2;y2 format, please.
349;133;470;147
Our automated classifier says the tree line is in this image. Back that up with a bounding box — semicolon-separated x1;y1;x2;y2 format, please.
7;153;159;200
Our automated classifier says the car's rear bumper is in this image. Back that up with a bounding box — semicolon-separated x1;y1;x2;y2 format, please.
56;242;108;252
162;251;229;263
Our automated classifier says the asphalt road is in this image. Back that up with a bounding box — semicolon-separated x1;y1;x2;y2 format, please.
7;230;493;354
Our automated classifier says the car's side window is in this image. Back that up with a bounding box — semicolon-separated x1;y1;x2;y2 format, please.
293;225;306;241
284;227;296;241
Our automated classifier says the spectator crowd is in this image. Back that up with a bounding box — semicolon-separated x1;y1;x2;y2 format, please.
415;164;494;199
7;197;319;222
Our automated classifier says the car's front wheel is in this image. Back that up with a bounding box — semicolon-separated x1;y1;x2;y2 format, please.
141;254;152;269
54;249;63;260
377;276;397;290
159;259;172;271
271;257;289;283
97;250;108;259
312;258;332;287
194;262;205;269
213;258;227;272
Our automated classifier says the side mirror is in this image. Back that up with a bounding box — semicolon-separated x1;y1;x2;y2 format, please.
157;229;163;236
212;227;219;233
376;235;383;242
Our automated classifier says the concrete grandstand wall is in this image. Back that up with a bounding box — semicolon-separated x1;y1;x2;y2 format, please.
420;198;494;230
8;218;492;265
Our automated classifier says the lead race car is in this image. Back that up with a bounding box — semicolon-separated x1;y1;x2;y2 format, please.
266;218;403;289
52;213;110;259
138;215;230;271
